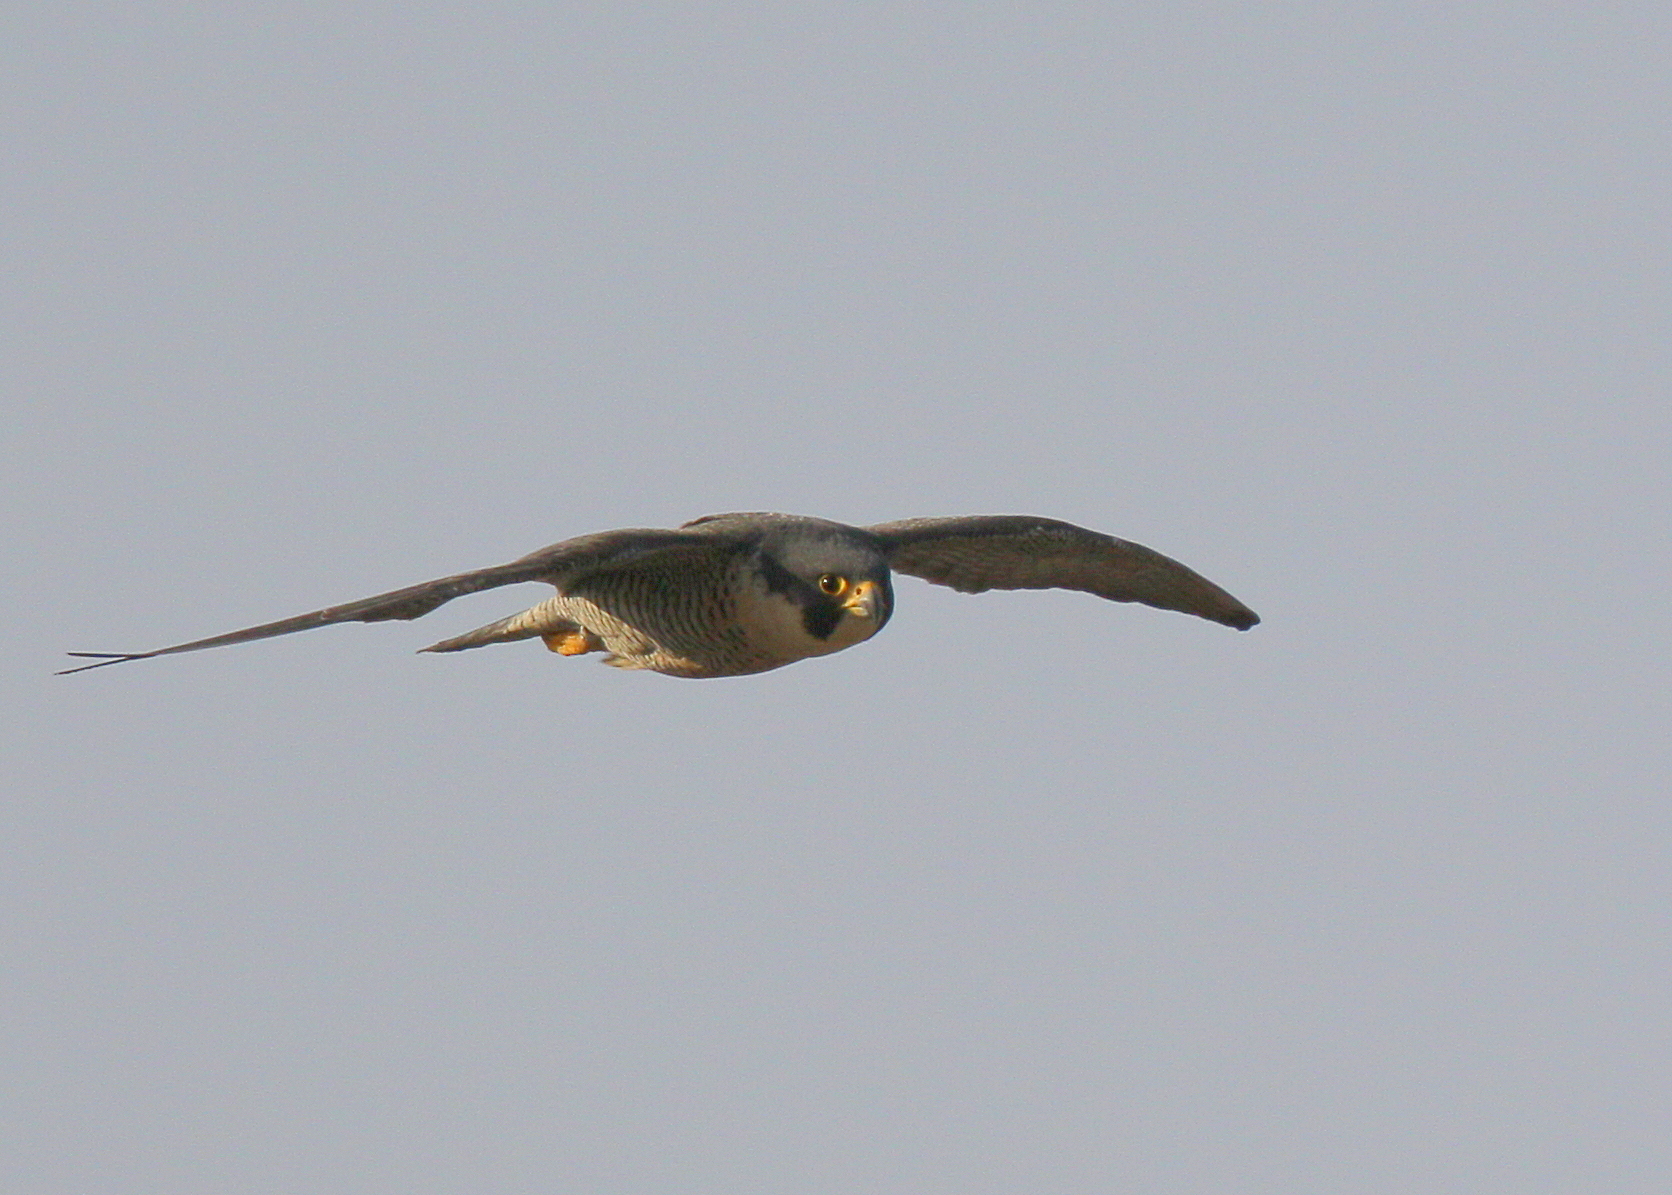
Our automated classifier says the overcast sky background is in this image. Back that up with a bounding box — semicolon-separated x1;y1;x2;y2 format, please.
5;4;1669;1193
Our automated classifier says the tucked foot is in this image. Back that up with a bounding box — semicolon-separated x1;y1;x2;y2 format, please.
544;628;604;656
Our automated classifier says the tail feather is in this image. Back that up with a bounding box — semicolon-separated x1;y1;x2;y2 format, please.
420;610;565;654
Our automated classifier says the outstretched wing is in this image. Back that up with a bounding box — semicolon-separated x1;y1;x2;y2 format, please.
60;527;730;674
865;516;1259;630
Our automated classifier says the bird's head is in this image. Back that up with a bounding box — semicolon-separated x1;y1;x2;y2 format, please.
747;521;894;655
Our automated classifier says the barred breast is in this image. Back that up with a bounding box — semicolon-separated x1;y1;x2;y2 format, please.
541;555;778;677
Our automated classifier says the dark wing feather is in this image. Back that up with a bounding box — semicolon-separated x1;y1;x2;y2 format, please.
60;527;732;674
865;516;1259;630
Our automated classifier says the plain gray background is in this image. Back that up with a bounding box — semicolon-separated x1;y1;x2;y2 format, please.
6;4;1668;1192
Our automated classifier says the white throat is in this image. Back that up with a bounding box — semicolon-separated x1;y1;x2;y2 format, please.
735;569;879;663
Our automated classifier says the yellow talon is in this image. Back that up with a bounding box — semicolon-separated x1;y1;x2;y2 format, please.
544;629;601;656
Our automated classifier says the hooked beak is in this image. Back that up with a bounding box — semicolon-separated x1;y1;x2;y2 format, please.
843;579;883;621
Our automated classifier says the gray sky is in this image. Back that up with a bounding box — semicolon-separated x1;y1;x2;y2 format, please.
6;4;1669;1193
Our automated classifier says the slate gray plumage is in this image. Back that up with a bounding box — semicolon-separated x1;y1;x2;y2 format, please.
61;512;1258;677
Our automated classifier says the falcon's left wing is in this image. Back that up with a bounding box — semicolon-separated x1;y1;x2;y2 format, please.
866;515;1259;630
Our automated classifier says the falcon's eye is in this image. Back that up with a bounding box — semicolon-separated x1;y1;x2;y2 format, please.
817;573;847;596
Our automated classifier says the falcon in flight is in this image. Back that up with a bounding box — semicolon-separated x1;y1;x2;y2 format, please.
61;513;1259;678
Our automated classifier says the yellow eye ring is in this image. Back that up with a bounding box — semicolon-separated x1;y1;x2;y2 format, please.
817;573;847;596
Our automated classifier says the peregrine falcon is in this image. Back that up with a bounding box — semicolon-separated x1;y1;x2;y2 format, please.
60;513;1258;678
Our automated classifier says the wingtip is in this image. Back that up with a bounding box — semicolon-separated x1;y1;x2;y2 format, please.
57;652;148;675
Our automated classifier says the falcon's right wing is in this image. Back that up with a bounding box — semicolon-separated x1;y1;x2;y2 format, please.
59;527;728;673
